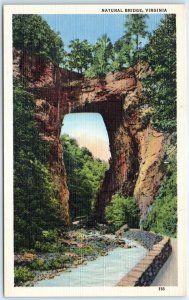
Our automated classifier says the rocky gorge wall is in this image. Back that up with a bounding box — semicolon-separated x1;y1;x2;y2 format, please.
13;49;167;224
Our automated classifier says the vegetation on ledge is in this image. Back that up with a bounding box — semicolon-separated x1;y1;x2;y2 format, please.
105;194;140;231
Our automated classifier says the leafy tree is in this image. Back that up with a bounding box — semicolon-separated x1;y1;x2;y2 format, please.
109;33;135;72
95;34;113;72
61;134;108;220
13;14;65;65
105;194;140;230
67;39;93;73
124;15;149;51
85;34;113;77
111;14;149;70
142;15;176;133
14;80;62;250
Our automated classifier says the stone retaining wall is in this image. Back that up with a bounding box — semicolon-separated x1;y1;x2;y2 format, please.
116;237;172;286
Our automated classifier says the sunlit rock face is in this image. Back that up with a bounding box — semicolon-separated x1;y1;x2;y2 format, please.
13;49;166;224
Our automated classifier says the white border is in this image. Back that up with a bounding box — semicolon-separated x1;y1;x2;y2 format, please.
3;4;186;297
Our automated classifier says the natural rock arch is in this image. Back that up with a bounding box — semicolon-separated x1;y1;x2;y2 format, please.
14;49;166;225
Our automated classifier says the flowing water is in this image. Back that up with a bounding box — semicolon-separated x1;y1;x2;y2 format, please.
34;238;147;287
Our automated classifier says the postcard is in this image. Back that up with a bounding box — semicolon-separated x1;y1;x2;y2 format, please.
3;4;186;297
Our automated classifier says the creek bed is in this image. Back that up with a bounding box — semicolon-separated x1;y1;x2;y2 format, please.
34;238;147;287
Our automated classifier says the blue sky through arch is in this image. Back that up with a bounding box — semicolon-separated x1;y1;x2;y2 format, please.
61;113;111;162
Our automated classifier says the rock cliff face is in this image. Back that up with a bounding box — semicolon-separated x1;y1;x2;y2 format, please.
13;49;166;224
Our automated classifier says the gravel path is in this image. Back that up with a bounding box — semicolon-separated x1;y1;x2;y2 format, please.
151;238;178;286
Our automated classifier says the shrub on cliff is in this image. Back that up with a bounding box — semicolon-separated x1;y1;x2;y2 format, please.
13;14;65;65
14;80;62;250
142;147;177;237
105;194;140;230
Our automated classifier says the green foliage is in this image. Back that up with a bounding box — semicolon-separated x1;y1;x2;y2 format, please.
61;134;108;220
110;15;149;71
14;267;35;286
124;15;149;55
67;39;93;73
143;15;176;133
14;80;62;250
30;256;72;271
110;37;132;71
142;146;177;237
85;16;149;76
13;14;65;65
34;240;66;253
85;34;113;77
41;229;59;243
105;194;140;230
70;244;101;257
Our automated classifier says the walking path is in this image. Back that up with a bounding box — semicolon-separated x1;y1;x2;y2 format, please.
151;238;177;286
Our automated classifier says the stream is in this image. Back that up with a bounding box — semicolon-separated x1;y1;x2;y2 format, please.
34;238;147;287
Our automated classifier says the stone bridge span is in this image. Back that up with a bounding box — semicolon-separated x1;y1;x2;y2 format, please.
14;50;166;224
